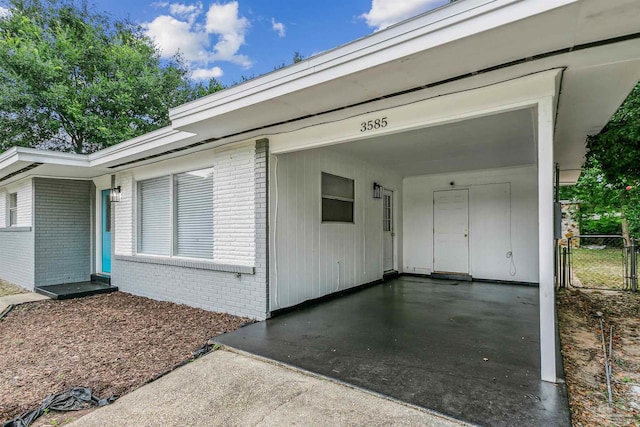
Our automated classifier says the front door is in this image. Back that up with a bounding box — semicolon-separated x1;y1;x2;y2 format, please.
433;189;469;274
101;189;112;274
383;189;394;272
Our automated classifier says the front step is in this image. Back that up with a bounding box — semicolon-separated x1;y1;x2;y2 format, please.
90;273;111;285
36;281;118;300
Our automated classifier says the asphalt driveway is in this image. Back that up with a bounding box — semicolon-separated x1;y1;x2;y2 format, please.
216;276;571;426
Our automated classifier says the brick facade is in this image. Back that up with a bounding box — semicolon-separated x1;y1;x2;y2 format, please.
33;178;92;286
111;139;270;319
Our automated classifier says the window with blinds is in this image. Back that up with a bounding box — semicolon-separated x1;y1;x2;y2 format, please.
174;168;213;258
137;168;214;259
138;176;171;255
8;193;17;226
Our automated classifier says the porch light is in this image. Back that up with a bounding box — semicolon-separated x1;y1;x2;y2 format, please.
109;186;122;203
373;182;382;199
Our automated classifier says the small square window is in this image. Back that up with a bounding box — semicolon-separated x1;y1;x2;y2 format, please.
8;193;17;227
321;173;354;223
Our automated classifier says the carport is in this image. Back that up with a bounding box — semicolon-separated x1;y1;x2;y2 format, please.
168;0;640;392
217;276;570;426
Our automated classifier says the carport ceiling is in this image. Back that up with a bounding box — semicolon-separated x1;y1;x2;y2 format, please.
326;108;536;177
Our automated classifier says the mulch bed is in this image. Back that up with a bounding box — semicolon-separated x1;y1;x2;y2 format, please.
0;292;250;423
557;288;640;426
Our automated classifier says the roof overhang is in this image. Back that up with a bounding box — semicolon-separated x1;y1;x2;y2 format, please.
1;0;639;186
166;0;640;184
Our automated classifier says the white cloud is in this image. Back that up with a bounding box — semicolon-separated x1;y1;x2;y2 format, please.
361;0;445;30
144;15;210;62
205;1;251;67
169;2;203;23
271;18;285;37
0;6;9;17
143;1;253;80
151;1;169;8
191;66;224;81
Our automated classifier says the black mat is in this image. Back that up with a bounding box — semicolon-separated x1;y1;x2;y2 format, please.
217;277;570;427
36;281;118;300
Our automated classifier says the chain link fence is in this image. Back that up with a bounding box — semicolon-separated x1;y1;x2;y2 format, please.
559;235;637;291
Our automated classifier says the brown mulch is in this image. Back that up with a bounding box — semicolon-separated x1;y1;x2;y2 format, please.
0;292;250;424
0;279;27;297
557;288;640;426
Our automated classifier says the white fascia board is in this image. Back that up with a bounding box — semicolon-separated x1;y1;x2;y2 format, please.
0;147;89;169
87;126;197;167
169;0;576;127
270;69;562;154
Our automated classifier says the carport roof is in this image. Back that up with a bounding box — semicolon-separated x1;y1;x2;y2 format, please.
1;0;640;186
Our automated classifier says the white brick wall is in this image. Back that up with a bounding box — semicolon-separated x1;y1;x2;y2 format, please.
115;172;134;256
213;142;256;266
16;180;33;227
0;189;6;228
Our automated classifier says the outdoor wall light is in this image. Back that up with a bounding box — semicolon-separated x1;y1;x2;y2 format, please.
109;186;122;203
373;182;382;199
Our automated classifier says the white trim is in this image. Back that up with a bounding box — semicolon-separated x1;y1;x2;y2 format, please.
169;0;575;127
538;96;557;383
270;69;561;155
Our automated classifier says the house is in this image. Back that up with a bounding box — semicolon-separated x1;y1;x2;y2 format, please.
1;0;639;384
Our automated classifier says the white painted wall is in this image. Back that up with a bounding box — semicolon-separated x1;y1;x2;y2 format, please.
0;189;5;228
403;165;538;283
114;141;256;266
0;179;33;228
270;147;403;310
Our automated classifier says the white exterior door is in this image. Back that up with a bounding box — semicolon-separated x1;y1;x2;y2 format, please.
433;189;469;274
383;189;394;272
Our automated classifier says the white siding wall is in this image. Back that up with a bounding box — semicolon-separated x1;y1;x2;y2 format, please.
212;142;256;266
403;165;539;283
0;189;5;228
270;147;403;310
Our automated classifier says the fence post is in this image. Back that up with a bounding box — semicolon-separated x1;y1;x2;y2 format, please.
632;239;637;292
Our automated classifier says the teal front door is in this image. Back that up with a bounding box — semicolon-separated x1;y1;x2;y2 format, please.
101;190;112;273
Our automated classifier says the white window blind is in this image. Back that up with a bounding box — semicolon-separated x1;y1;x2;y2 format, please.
8;193;17;226
174;168;213;258
138;176;171;255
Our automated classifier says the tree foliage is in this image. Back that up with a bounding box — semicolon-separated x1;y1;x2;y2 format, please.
0;0;223;154
568;81;640;238
586;82;640;187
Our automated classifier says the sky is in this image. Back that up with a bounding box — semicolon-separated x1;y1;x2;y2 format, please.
78;0;451;86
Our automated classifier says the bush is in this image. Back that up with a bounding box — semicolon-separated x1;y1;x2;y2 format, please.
580;214;622;236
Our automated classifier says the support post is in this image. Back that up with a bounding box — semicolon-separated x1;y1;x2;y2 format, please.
538;97;557;382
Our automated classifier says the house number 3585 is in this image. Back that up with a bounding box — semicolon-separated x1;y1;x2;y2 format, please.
360;117;388;132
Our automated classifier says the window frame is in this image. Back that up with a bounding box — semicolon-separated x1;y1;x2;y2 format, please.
8;192;17;227
136;167;214;260
321;172;355;224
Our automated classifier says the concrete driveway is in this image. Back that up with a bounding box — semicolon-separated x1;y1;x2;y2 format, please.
69;349;464;427
216;276;571;426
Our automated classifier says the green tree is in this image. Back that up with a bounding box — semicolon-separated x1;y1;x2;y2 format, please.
0;0;222;154
582;81;640;239
586;82;640;187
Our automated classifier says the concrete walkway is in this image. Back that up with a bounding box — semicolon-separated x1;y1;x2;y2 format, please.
0;292;49;314
69;349;465;427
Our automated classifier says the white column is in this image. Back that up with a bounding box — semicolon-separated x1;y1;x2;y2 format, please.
538;96;557;382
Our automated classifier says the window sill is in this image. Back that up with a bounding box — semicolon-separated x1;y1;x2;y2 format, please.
114;254;255;274
0;226;32;232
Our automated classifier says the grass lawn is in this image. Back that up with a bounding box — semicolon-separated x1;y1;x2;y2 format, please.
0;279;27;297
570;247;626;289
